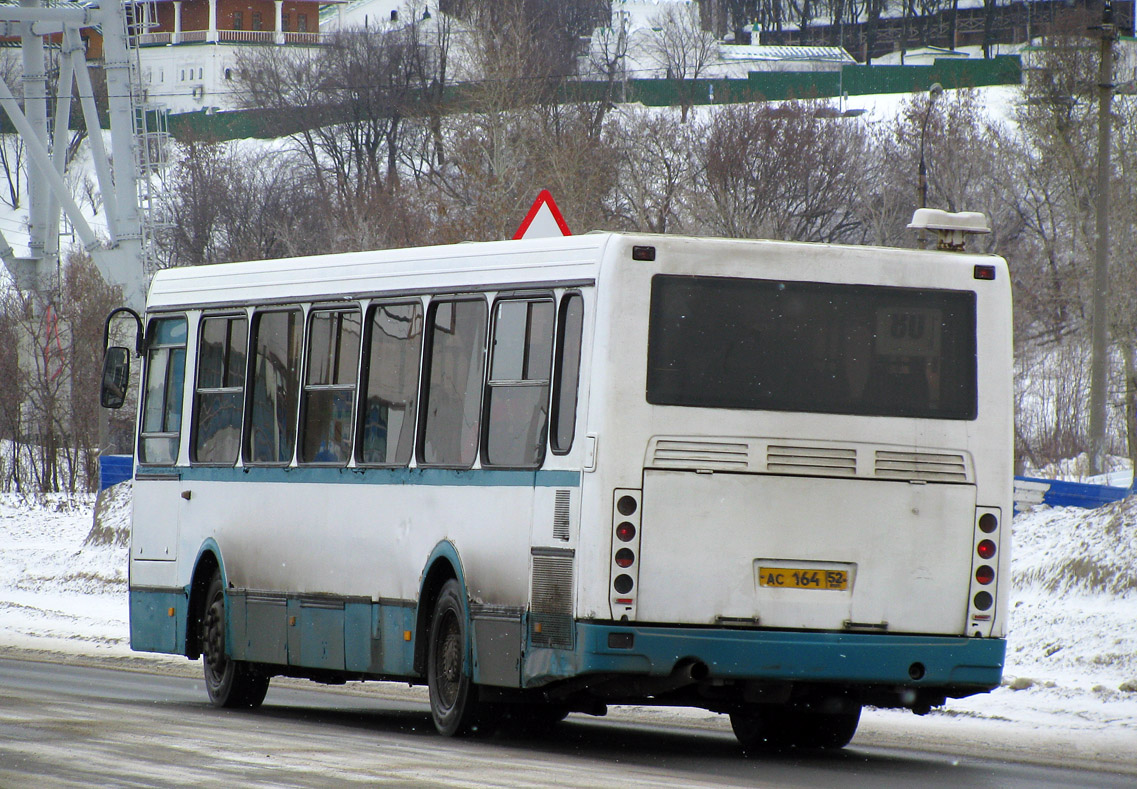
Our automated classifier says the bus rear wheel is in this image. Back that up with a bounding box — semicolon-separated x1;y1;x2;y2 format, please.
202;571;269;709
730;702;861;750
427;579;484;736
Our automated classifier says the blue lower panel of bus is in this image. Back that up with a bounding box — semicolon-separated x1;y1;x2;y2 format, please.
130;587;418;677
130;589;188;655
524;623;1005;691
228;591;417;676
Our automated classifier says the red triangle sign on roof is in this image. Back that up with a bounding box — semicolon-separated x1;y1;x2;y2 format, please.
513;190;571;240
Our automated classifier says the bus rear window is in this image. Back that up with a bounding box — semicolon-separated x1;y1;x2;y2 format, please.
647;275;976;420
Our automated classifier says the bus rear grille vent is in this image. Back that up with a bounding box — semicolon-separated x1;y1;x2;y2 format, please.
530;549;574;649
553;490;571;541
874;450;969;482
651;439;750;470
767;445;857;476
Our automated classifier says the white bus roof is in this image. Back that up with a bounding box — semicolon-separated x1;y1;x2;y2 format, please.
146;234;613;311
145;231;999;312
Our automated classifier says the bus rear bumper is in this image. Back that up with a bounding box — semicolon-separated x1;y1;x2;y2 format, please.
523;622;1005;696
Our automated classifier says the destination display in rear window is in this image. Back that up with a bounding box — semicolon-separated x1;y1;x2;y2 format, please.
647;275;977;420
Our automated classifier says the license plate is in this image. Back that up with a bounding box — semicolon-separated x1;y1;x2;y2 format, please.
758;567;849;591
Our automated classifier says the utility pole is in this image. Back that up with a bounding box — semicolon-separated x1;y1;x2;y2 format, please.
916;82;943;248
1089;1;1116;476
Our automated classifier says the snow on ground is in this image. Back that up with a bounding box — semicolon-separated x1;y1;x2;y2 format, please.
2;482;1137;742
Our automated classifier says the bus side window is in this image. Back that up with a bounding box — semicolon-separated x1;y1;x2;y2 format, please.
246;308;302;464
418;298;486;468
482;297;554;469
138;316;188;465
192;314;247;465
550;293;584;454
357;302;423;466
300;308;361;464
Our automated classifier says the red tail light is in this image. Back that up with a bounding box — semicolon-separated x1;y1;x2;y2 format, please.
977;539;996;560
615;548;635;568
975;565;995;585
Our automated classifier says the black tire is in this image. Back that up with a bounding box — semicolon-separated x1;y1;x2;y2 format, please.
792;705;861;749
201;571;269;709
427;579;484;736
731;703;861;750
730;707;791;750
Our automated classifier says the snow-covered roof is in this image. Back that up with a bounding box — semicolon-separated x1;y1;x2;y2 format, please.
719;45;857;64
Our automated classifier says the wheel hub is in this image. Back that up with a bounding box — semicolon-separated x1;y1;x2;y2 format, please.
203;599;227;675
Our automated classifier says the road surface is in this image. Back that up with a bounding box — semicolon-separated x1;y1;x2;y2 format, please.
1;654;1133;788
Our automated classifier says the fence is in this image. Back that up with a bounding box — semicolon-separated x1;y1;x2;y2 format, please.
165;55;1024;142
1014;475;1131;513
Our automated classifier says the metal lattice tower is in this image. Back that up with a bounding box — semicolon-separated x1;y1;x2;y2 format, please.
125;2;171;279
0;0;152;310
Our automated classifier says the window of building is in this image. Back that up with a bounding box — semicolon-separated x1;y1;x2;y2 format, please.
252;11;262;31
139;317;187;465
246;308;302;464
550;293;584;454
357;302;423;466
232;11;242;30
282;13;290;31
482;297;554;468
300;308;361;464
193;314;247;465
297;13;307;32
418;299;486;467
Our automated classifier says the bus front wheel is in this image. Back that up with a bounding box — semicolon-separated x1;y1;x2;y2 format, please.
427;579;484;736
201;571;269;708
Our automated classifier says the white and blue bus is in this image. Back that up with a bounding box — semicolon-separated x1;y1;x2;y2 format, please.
103;226;1012;748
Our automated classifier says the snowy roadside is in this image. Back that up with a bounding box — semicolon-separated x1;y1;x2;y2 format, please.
2;483;1136;768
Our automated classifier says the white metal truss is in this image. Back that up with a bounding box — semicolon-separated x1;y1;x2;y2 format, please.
125;1;170;280
0;0;152;310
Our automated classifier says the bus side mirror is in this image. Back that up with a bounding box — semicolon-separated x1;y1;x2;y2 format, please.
101;347;131;409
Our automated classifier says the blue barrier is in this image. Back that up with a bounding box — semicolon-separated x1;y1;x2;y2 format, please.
1014;475;1130;511
99;454;133;491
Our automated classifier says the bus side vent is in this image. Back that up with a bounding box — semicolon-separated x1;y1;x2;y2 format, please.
530;548;574;649
874;450;969;483
553;490;571;541
767;445;856;476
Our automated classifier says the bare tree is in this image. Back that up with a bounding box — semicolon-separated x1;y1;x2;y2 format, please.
609;107;699;234
61;250;122;492
693;102;868;242
233;11;444;216
639;3;720;123
722;0;760;43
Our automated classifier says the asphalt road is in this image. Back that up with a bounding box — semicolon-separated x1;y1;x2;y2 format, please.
1;655;1133;788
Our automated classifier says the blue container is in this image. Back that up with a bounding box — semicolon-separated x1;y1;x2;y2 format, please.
99;454;134;491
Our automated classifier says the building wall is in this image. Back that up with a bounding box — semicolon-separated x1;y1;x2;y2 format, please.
144;0;324;32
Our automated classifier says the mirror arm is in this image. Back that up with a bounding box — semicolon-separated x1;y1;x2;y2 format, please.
104;307;145;356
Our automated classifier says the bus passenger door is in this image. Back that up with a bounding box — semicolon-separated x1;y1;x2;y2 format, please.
131;315;188;564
